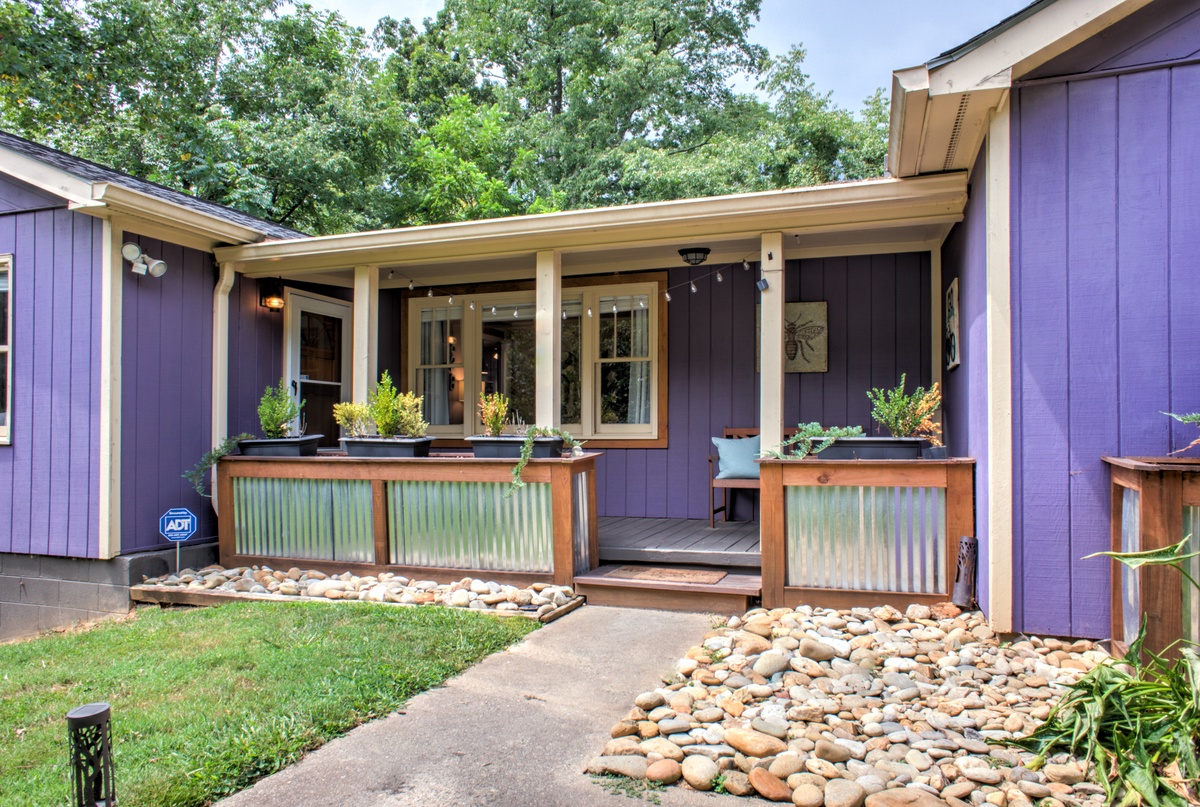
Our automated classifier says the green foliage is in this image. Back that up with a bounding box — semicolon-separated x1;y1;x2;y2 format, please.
258;378;301;438
1008;536;1200;805
590;773;665;804
478;391;510;437
762;422;865;458
332;401;372;437
507;426;582;495
367;370;403;438
866;374;942;444
183;433;256;497
1;0;890;234
394;391;429;438
1165;411;1200;455
0;601;537;806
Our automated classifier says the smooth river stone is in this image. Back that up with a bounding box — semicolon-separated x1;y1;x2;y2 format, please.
681;755;718;790
749;767;794;802
725;727;788;758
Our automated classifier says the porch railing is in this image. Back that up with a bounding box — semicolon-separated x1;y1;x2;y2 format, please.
1104;456;1200;657
759;459;975;609
216;453;599;587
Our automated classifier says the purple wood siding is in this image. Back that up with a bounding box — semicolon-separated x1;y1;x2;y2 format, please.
0;176;65;214
1011;37;1200;636
941;149;990;614
226;278;353;438
595;254;933;520
0;208;101;558
119;234;217;552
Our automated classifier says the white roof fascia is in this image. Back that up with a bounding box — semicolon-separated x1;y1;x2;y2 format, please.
927;0;1154;95
215;174;968;274
92;184;267;249
0;143;96;207
888;67;931;179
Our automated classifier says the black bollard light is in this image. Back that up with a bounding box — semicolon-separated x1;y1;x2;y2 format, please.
951;535;979;610
67;702;116;807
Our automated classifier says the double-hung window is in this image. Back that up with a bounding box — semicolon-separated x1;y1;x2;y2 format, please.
0;255;10;444
408;279;661;442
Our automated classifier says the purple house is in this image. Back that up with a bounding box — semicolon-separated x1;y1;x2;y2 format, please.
1;0;1196;642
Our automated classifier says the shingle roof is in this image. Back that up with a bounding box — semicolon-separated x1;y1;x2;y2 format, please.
0;130;306;241
928;0;1055;69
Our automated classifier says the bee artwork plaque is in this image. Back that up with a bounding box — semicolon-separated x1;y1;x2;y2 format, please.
755;302;828;373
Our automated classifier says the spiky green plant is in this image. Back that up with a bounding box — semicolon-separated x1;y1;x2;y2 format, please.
332;402;372;437
258;379;302;438
761;422;865;459
866;373;942;444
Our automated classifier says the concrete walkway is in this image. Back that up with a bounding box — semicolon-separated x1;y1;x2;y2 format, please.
219;605;733;806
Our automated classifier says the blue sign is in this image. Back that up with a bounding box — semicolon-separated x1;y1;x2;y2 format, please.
159;508;197;542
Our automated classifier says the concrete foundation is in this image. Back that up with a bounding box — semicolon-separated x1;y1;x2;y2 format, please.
0;542;218;642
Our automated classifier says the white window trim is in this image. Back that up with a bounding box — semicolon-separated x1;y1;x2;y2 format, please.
0;254;10;445
407;280;660;440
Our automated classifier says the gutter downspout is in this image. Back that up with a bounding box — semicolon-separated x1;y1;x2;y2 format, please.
211;262;235;515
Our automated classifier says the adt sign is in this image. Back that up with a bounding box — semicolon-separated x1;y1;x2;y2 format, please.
159;508;197;543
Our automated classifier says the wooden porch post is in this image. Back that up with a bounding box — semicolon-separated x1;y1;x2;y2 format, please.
759;232;785;451
352;265;379;401
535;250;562;427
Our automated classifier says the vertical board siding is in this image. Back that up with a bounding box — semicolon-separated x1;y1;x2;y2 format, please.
0;175;64;214
120;234;217;553
0;209;101;557
596;255;932;520
1011;60;1200;636
940;147;990;614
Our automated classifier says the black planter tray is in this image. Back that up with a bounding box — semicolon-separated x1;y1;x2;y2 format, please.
466;435;564;459
237;435;323;457
339;436;435;458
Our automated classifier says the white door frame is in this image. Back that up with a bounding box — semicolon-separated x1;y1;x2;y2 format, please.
283;288;353;432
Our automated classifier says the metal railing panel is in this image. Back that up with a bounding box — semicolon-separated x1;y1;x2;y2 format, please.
785;485;946;594
1120;486;1142;647
387;480;554;572
1183;506;1199;645
573;471;591;574
232;477;341;561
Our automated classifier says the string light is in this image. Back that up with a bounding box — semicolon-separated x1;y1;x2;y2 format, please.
513;307;518;318
387;269;395;279
469;301;475;310
612;304;618;313
427;288;433;298
716;270;723;282
639;299;646;307
562;310;567;320
491;306;496;315
664;291;672;302
587;307;593;317
690;281;698;293
447;295;453;305
742;260;750;272
409;279;415;290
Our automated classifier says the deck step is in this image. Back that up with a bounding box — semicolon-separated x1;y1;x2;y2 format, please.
598;546;761;570
574;565;761;613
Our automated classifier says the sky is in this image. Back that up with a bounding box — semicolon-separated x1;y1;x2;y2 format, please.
310;0;1032;112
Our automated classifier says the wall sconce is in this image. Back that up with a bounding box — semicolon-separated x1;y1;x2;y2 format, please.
259;279;285;311
121;243;167;277
678;247;711;266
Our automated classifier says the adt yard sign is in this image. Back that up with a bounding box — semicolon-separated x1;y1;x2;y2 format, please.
160;508;197;542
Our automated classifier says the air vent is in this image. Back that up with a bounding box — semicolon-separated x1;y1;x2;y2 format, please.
943;93;972;171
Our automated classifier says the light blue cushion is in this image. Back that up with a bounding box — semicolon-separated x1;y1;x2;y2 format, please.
712;435;761;479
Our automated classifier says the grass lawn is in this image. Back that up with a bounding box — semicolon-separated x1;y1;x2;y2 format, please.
0;601;539;806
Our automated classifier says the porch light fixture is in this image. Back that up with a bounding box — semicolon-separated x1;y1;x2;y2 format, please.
259;278;285;311
678;247;710;266
122;243;168;277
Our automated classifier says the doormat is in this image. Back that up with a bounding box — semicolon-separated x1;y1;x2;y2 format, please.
605;566;727;584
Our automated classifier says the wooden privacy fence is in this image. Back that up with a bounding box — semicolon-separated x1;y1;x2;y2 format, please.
1104;457;1200;657
759;459;975;610
216;453;599;587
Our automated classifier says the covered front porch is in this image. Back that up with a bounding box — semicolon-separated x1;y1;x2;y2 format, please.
209;174;974;610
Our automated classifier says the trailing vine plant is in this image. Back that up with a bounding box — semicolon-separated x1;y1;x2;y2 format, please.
507;426;584;495
761;422;864;459
183;433;256;497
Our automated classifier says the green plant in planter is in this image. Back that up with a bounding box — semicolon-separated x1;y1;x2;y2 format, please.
761;422;864;459
332;402;372;437
183;433;256;497
258;378;303;438
393;390;429;438
1008;536;1200;805
866;373;942;446
507;426;584;495
478;392;510;437
1165;411;1200;454
367;371;405;438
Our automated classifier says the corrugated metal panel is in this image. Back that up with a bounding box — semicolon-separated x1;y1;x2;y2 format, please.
1119;486;1141;646
387;480;553;572
1183;505;1198;645
785;485;945;594
231;478;372;563
573;471;591;574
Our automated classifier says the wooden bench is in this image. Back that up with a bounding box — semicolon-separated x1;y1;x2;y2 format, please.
709;427;800;528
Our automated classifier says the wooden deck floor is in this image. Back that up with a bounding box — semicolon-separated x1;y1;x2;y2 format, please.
597;517;761;569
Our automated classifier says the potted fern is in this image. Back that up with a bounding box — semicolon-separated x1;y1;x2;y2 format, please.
237;379;322;456
335;371;434;458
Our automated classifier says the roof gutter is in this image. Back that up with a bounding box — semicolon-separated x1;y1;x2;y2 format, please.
91;184;268;248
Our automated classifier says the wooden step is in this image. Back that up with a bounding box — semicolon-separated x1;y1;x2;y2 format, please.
574;565;761;613
597;546;762;570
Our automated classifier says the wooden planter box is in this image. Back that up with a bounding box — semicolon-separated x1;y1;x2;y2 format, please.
1103;457;1200;658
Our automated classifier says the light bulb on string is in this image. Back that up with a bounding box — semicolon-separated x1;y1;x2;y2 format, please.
512;308;518;318
639;299;646;308
690;281;698;293
716;270;723;283
742;260;750;272
409;279;414;290
562;310;567;320
664;291;672;302
447;296;453;305
612;304;618;313
491;306;496;315
427;288;433;298
469;301;475;310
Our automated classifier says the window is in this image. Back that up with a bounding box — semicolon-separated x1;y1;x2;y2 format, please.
408;279;662;442
0;255;9;444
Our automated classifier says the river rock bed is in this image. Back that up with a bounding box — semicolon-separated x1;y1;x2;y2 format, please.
588;603;1106;807
139;564;575;618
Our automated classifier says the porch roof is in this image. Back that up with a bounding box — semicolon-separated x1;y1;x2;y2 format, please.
212;173;968;286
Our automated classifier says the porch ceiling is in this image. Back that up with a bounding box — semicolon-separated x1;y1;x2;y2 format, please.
214;173;968;285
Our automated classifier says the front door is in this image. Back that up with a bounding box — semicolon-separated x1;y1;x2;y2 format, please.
285;290;351;449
